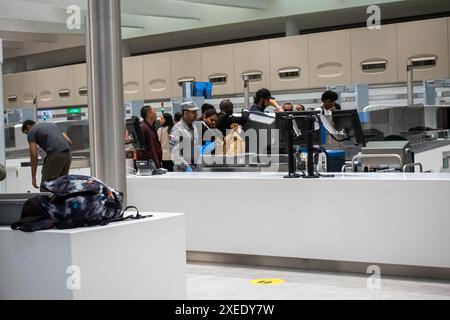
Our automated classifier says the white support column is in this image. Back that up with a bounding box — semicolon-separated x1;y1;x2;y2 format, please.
285;19;300;37
86;0;127;199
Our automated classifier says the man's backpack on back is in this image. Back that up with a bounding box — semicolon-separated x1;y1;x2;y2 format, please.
11;175;147;232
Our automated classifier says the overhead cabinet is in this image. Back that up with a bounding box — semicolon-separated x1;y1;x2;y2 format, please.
3;74;20;110
201;45;235;96
397;18;449;81
171;49;202;98
18;71;36;109
123;56;144;101
35;69;55;109
269;35;309;91
143;53;172;101
308;30;352;88
73;64;88;105
54;65;75;107
350;25;398;84
234;40;270;94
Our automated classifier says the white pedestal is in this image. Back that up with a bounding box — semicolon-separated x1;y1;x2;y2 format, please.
0;212;186;300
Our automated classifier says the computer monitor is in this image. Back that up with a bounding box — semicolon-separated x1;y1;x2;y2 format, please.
66;124;90;151
126;116;146;150
332;110;366;147
276;111;321;153
192;82;213;99
242;110;277;154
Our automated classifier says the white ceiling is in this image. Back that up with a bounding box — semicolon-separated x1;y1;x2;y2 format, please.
1;0;449;61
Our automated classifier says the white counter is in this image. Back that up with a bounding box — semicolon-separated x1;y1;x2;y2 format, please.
127;172;450;276
0;212;186;300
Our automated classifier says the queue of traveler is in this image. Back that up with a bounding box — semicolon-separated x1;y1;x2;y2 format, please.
19;87;341;187
132;88;341;173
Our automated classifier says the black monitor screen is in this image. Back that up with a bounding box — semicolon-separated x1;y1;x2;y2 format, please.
126;117;146;150
332;110;366;146
276;111;321;153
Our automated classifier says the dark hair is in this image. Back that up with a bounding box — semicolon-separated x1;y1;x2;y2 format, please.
22;120;36;133
140;105;152;119
202;108;217;119
219;99;234;115
174;112;182;122
161;113;174;132
321;90;339;102
201;103;215;114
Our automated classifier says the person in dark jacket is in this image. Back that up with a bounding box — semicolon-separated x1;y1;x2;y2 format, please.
136;104;163;169
216;99;248;137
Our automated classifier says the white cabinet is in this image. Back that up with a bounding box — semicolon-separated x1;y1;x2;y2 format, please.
35;69;55;109
17;71;36;109
351;25;398;84
397;18;449;81
3;74;20;110
201;45;235;96
308;30;352;88
73;64;88;105
171;49;202;97
234;40;270;93
123;56;144;101
54;65;75;106
143;53;172;101
269;35;309;91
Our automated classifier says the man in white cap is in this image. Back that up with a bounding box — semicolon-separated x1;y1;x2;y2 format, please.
169;102;202;172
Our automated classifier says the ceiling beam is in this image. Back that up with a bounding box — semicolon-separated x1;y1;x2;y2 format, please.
0;18;84;34
176;0;268;10
0;31;58;42
19;0;201;20
0;0;70;24
2;40;24;49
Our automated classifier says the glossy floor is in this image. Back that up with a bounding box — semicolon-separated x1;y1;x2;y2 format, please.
187;262;450;300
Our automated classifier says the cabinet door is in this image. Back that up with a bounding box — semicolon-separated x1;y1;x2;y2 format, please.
73;64;88;105
3;74;20;110
397;18;449;81
201;44;235;96
143;53;172;100
123;56;144;101
18;71;36;109
351;25;398;84
171;49;202;97
269;35;309;91
308;30;351;88
35;69;55;109
234;40;270;93
54;65;75;106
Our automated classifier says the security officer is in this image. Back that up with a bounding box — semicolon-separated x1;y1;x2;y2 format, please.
169;102;202;172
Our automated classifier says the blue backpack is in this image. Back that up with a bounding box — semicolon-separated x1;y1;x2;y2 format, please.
11;175;147;232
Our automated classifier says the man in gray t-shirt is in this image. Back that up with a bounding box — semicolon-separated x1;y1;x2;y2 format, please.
22;120;72;190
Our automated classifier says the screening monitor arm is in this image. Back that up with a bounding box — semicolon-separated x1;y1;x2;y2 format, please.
318;114;349;142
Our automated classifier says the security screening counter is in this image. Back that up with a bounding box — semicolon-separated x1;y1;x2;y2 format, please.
127;171;450;280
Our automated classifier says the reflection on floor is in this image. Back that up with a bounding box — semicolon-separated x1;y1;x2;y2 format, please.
187;262;450;300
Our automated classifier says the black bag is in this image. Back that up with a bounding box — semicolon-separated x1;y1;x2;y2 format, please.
11;175;150;232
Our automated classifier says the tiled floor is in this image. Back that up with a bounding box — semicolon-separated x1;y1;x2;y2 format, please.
187;262;450;300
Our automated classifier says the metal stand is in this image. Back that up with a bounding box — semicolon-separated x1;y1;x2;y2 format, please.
284;117;301;179
283;115;320;179
303;116;320;179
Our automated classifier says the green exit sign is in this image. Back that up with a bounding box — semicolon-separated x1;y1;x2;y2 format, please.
67;107;82;114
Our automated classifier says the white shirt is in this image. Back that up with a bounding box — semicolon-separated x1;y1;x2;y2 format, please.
315;107;332;116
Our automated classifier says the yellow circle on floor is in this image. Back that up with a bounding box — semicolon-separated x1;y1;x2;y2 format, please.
250;278;285;285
